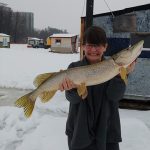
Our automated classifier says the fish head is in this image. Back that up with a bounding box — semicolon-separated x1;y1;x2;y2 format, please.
112;40;144;67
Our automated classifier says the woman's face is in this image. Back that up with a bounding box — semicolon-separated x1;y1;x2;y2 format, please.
83;43;107;64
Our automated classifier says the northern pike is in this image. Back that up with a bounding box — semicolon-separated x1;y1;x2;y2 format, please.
15;40;144;118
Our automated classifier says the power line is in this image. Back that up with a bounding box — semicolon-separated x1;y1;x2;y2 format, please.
103;0;115;18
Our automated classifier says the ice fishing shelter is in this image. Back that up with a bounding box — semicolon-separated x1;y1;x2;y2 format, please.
50;34;78;53
0;33;10;48
80;3;150;58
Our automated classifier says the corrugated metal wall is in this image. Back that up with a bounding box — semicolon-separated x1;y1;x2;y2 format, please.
92;7;150;57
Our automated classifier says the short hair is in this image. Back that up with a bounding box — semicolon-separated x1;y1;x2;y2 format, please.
83;26;107;46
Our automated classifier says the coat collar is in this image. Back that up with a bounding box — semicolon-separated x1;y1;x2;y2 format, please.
82;56;105;65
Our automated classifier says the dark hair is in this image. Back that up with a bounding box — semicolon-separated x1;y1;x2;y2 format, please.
83;26;107;46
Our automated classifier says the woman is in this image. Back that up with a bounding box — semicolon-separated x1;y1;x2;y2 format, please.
59;26;135;150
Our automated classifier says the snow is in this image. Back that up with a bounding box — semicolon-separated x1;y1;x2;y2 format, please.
50;34;78;38
0;33;10;37
0;44;150;150
0;44;79;89
121;118;150;150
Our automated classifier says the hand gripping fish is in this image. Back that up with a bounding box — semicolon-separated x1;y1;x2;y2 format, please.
15;40;144;118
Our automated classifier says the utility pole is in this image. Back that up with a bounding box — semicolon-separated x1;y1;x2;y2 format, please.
85;0;94;30
80;0;94;60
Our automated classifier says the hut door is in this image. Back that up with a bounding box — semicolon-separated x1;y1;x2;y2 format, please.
3;38;8;46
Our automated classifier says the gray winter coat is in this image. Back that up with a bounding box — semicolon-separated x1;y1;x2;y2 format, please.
65;57;126;150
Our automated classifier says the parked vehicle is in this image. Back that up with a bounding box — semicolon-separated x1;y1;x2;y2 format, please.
27;37;44;48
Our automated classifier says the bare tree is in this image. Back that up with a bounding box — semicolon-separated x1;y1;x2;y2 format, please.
0;6;4;33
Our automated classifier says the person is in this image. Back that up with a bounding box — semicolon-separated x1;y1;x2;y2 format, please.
59;26;136;150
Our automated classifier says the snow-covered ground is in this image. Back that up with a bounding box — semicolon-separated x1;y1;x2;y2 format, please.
0;44;150;150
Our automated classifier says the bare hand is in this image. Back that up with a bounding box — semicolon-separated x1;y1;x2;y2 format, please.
59;78;77;92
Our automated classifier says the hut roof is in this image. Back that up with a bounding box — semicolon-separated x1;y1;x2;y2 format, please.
50;34;77;38
0;33;10;37
82;3;150;18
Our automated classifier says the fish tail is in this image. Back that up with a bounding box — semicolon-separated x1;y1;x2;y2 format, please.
15;92;35;118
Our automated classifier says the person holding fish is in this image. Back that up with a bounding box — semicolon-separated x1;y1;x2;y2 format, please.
15;26;141;150
59;26;136;150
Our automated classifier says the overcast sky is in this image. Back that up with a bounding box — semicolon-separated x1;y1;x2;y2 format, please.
2;0;150;34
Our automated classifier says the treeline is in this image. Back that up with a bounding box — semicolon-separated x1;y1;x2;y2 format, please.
0;5;67;43
33;27;68;42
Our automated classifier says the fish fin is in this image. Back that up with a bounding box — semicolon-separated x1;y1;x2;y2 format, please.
77;83;88;99
39;90;57;103
33;72;56;87
120;67;128;84
15;92;35;118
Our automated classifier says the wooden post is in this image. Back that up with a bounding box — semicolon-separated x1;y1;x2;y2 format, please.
80;17;85;60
